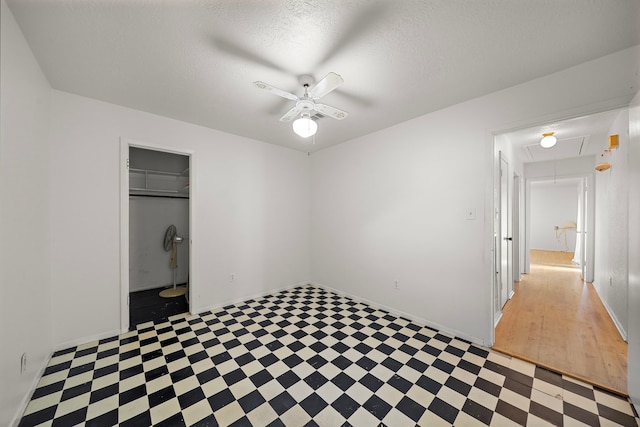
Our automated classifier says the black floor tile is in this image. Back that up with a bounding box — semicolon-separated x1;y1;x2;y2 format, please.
129;285;189;330
18;285;639;427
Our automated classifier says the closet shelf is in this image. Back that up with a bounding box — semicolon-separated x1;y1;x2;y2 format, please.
129;167;189;197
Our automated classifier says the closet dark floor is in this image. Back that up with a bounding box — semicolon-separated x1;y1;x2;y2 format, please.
20;285;639;426
129;286;189;330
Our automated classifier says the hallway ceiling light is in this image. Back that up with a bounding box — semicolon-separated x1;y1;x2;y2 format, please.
540;132;557;148
292;113;318;138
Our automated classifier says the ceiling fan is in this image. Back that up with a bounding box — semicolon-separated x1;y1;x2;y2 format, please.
253;72;348;138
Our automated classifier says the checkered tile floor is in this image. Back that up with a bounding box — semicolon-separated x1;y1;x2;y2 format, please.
19;285;640;426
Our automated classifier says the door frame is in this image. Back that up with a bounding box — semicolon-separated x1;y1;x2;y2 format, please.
522;174;594;281
120;137;195;333
512;172;522;285
499;152;511;309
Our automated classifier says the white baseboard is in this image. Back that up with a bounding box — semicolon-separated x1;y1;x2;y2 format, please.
10;352;54;427
61;282;311;351
193;281;309;316
308;281;488;348
52;328;123;354
592;281;628;342
494;312;503;328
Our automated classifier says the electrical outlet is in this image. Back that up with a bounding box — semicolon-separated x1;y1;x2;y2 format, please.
20;353;27;375
230;273;235;282
465;208;476;220
394;280;399;290
609;276;613;286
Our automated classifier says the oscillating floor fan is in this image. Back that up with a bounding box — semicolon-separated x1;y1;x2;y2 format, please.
160;224;187;298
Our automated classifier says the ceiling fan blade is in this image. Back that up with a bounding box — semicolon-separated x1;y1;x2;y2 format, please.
332;89;373;107
315;2;389;67
315;103;348;120
279;105;303;122
254;81;299;101
308;72;344;100
214;37;287;73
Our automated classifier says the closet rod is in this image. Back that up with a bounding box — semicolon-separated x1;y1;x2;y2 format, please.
129;187;179;194
129;194;189;199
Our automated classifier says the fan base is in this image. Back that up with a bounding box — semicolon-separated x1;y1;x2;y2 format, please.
299;74;315;87
159;287;187;298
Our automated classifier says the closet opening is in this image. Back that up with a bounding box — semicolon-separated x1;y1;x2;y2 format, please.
128;147;190;330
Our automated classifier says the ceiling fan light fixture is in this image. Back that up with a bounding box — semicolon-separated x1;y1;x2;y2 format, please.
254;72;346;140
540;132;557;148
292;115;317;138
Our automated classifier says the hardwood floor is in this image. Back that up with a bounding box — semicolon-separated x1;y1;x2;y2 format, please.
493;250;629;395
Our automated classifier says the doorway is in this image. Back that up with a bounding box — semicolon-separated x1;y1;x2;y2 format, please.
120;139;194;332
493;172;628;392
525;175;593;280
490;108;630;393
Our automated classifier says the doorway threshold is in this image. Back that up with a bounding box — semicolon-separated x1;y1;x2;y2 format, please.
129;285;189;330
491;346;628;398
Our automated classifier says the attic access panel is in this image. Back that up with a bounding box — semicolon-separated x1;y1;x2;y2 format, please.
523;136;589;162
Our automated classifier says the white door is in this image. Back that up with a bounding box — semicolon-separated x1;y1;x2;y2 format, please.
499;154;510;308
512;173;521;285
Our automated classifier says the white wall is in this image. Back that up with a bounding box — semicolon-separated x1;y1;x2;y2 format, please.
529;181;579;252
310;45;640;346
627;89;640;414
0;1;52;425
48;90;311;348
594;110;630;339
2;3;310;419
129;197;190;292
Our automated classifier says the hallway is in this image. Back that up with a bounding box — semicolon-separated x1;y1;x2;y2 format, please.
493;250;628;395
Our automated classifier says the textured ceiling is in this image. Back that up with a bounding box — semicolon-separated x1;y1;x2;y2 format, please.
6;0;640;152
